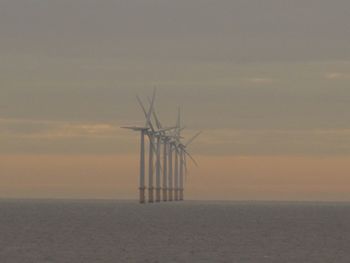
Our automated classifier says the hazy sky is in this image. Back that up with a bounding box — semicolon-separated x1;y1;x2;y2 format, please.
1;1;350;200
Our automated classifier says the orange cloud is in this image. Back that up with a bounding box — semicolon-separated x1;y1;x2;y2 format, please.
325;72;350;80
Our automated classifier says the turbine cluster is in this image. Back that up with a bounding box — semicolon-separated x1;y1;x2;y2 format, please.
122;89;201;204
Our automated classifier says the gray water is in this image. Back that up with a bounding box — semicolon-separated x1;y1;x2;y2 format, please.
0;200;350;263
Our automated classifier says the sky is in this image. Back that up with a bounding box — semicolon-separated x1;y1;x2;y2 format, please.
1;0;350;201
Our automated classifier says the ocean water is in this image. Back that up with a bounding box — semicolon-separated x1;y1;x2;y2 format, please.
0;200;349;263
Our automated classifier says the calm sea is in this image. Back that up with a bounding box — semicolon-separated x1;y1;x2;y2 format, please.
0;200;349;263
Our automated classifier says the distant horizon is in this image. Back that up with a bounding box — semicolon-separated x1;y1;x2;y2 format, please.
2;197;350;204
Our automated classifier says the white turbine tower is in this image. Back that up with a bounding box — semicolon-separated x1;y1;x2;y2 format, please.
168;140;174;201
121;90;156;204
162;136;170;201
174;143;179;201
174;107;183;201
179;148;184;201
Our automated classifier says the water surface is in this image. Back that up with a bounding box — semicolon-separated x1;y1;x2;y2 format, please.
1;200;349;262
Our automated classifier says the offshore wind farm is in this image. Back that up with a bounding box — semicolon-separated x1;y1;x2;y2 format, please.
2;0;350;262
122;89;200;204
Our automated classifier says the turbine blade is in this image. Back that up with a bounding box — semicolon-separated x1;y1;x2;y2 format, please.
137;95;155;132
153;157;163;175
146;88;156;130
153;110;162;130
136;95;148;119
147;134;159;169
176;106;181;133
185;131;202;147
183;149;198;167
147;97;162;130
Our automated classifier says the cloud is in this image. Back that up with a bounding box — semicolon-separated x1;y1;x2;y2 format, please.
202;128;350;144
0;118;126;139
325;72;350;80
190;128;350;156
1;119;350;156
247;77;275;84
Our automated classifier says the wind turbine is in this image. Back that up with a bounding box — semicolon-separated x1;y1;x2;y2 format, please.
171;107;201;201
168;136;179;201
167;107;192;202
174;142;179;201
162;136;170;201
121;90;156;204
148;98;164;203
149;105;173;202
141;94;176;202
135;92;158;203
178;131;201;200
173;107;183;201
167;130;179;202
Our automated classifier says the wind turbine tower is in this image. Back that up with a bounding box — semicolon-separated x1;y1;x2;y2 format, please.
168;142;174;201
155;134;162;202
174;146;179;201
121;91;156;203
179;149;184;201
162;137;169;201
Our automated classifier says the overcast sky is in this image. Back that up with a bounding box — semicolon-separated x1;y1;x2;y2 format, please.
1;1;350;199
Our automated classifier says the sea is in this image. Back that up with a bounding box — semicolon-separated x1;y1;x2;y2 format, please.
0;199;349;263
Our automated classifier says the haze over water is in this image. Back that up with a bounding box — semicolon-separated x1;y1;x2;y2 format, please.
1;200;350;263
